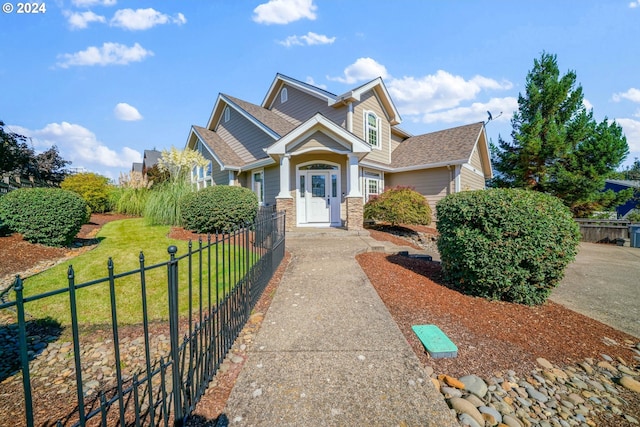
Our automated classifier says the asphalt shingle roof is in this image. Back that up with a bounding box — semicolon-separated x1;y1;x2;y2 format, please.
224;95;297;137
193;125;245;167
390;122;483;168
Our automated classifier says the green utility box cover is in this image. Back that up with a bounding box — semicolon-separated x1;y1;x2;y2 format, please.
412;324;458;358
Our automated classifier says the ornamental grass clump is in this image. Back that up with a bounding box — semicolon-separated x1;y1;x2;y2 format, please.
436;188;580;305
181;185;258;233
0;187;88;247
364;186;432;226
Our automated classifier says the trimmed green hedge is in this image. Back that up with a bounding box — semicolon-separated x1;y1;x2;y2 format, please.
436;189;580;305
364;186;432;226
180;185;258;233
0;188;88;247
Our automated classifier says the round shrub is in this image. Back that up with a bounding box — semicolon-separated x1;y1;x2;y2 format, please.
364;186;432;226
181;185;258;233
61;172;113;213
0;188;88;247
436;189;580;305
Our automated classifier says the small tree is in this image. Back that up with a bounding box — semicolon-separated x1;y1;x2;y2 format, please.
364;186;431;226
61;172;113;213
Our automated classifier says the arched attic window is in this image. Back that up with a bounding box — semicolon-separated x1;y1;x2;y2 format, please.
364;111;381;148
224;106;230;123
280;87;288;103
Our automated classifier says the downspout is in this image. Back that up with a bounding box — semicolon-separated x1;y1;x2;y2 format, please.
347;102;353;133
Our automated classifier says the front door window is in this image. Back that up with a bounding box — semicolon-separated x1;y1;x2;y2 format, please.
297;163;340;226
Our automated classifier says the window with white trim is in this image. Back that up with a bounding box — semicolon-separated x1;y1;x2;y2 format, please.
224;106;230;122
252;170;265;205
364;171;382;201
281;87;288;103
364;111;381;148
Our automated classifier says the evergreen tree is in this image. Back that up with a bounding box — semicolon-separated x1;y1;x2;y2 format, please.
492;52;631;217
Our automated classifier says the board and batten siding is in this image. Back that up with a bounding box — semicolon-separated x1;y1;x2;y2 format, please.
353;91;391;165
270;85;346;128
216;106;274;163
386;167;452;211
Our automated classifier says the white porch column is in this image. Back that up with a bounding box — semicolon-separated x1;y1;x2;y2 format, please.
228;170;236;186
276;154;292;198
347;154;361;197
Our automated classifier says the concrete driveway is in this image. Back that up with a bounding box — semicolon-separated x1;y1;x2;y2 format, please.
550;242;640;338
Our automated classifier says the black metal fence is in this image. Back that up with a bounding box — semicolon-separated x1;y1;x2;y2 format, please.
0;209;285;426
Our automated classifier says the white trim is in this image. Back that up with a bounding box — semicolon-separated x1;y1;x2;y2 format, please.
251;168;265;206
262;74;337;108
295;160;342;226
454;165;461;193
462;162;486;178
359;158;469;173
363;110;381;149
267;113;371;156
221;95;281;140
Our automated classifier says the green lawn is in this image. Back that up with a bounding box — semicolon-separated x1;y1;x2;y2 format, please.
21;218;246;326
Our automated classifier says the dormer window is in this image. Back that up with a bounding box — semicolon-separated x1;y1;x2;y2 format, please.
281;87;288;103
364;111;380;148
224;106;230;122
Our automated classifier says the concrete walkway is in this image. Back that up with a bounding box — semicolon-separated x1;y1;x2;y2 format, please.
551;242;640;338
221;230;458;426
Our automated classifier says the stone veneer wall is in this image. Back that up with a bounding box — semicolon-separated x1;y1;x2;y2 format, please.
276;197;295;232
345;197;364;231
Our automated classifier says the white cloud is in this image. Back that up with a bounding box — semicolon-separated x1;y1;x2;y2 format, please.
420;97;518;124
327;57;389;84
253;0;316;25
387;70;513;115
617;118;640;152
278;32;335;47
56;42;154;68
64;10;106;29
10;122;142;171
114;103;143;121
583;98;594;111
630;1;640;8
613;88;640;103
305;76;326;89
110;8;186;30
72;0;116;7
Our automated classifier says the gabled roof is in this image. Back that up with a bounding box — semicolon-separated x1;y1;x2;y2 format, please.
192;125;245;169
262;73;338;108
389;122;487;171
224;95;296;137
143;149;162;168
333;78;402;125
267;113;371;157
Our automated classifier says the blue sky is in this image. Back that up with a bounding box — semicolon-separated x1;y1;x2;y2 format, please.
1;0;639;180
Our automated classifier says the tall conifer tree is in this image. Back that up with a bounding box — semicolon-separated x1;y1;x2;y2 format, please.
492;52;631;217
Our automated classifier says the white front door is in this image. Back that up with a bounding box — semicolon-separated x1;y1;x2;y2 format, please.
306;172;331;222
296;164;341;226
